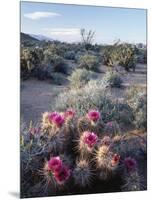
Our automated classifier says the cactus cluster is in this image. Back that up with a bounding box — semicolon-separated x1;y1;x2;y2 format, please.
102;42;136;71
21;109;147;198
121;157;143;191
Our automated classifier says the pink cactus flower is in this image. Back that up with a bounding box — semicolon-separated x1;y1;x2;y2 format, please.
111;154;120;166
64;109;75;119
48;156;63;172
124;157;137;172
54;165;71;184
48;112;59;122
83;131;98;148
87;110;100;122
52;114;65;128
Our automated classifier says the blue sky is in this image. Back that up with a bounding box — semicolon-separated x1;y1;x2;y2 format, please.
21;1;147;44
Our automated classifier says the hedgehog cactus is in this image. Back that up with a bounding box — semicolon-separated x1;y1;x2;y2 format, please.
122;157;142;191
78;131;98;158
43;156;71;188
104;120;120;136
41;112;52;132
21;108;146;197
73;159;93;187
77;116;91;134
64;114;76;137
77;113;103;135
122;171;142;191
59;154;73;168
87;110;101;125
100;136;112;146
64;109;76;119
86;110;104;133
42;134;65;154
95;145;120;180
112;135;122;143
41;111;65;137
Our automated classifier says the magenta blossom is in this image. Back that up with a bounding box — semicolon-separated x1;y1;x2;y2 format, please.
48;112;59;122
54;165;71;184
83;131;98;148
124;157;137;172
111;154;120;166
48;156;63;172
64;109;75;119
52;114;65;128
87;110;100;122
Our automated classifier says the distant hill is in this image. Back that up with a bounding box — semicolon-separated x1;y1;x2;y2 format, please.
30;34;53;41
21;32;39;42
21;32;40;47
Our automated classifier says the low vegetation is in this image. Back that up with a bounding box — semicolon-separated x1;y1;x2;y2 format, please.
20;31;147;198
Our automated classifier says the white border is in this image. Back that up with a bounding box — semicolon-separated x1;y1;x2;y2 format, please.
0;0;150;199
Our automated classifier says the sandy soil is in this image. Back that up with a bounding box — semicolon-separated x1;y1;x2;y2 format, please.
21;80;67;124
21;64;146;124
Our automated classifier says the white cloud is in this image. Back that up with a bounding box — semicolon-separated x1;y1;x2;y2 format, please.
24;11;61;20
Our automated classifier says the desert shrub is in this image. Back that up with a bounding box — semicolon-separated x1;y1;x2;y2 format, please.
43;47;68;74
64;50;75;60
44;44;64;57
136;49;147;64
68;69;91;89
43;48;54;64
134;109;147;130
126;86;147;130
21;48;43;79
136;55;146;64
102;43;137;71
102;71;123;88
78;54;100;71
113;103;134;126
102;45;117;67
50;55;69;74
51;72;68;85
53;80;111;119
74;50;86;63
54;79;134;127
30;65;53;80
118;44;137;71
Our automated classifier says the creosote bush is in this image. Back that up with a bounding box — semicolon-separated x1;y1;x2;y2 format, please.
64;50;76;60
68;68;91;89
54;80;134;126
78;54;100;71
126;86;147;130
102;71;123;88
51;73;68;85
50;55;69;74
